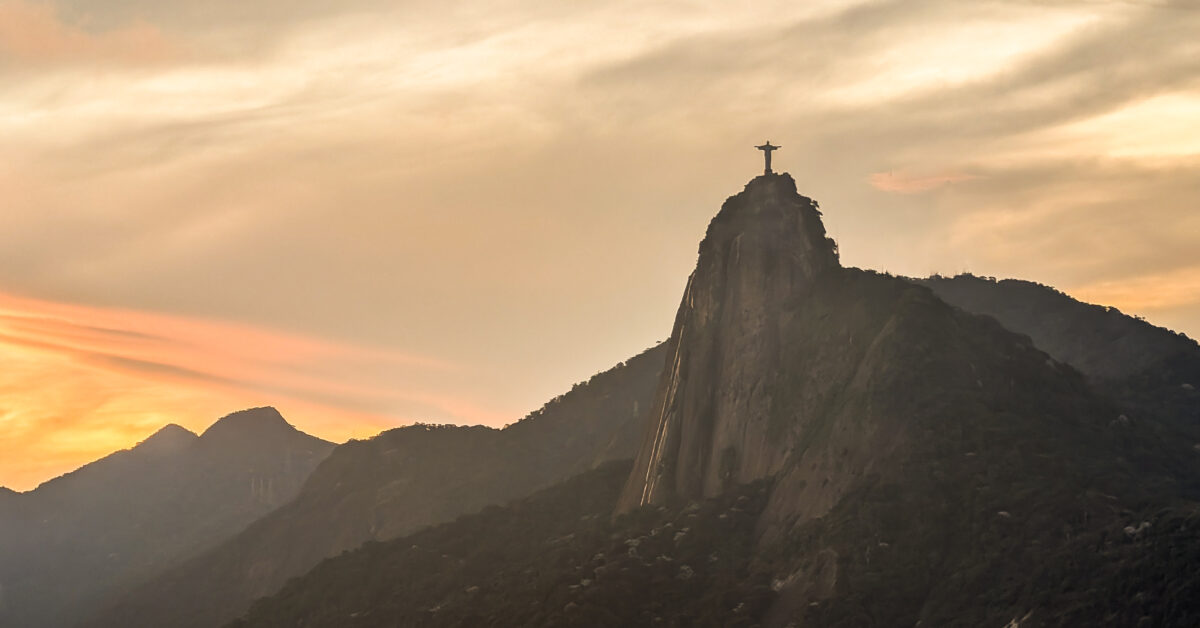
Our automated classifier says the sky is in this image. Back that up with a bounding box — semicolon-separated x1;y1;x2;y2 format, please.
1;0;1198;490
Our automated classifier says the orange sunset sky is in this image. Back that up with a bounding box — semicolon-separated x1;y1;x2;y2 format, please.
2;0;1199;490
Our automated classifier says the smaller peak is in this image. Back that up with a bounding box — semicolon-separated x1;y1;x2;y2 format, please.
151;423;196;438
0;486;17;497
135;423;198;456
200;406;297;442
700;170;839;277
745;170;795;189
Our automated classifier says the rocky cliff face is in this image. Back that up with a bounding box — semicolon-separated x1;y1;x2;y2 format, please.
618;173;837;512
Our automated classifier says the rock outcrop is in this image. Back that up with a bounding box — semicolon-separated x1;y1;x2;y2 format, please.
617;173;837;512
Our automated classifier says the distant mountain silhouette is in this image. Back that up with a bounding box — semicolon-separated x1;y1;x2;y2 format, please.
919;274;1199;382
224;174;1200;626
136;423;201;455
0;407;333;628
919;274;1200;444
84;345;666;628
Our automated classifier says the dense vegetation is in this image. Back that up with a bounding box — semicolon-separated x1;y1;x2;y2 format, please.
920;273;1200;444
919;273;1198;382
231;429;1200;628
231;461;779;628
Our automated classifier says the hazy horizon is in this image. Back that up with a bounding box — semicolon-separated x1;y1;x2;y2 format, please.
3;0;1199;490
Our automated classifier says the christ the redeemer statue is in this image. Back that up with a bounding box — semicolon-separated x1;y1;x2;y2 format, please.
756;141;780;174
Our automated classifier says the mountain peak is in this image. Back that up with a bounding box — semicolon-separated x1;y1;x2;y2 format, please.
199;407;297;443
134;424;198;456
617;174;841;512
702;171;838;280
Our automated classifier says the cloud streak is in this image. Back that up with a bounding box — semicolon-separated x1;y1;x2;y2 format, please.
1071;265;1200;312
0;290;516;490
869;171;978;194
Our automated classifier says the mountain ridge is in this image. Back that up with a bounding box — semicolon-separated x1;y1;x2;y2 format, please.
199;407;298;442
0;408;335;628
917;273;1200;446
85;344;667;628
918;273;1198;381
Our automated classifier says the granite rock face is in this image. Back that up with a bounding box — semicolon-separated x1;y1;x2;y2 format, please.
615;171;1163;530
617;173;838;512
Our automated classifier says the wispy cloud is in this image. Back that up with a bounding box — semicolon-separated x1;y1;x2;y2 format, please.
0;0;179;66
1071;265;1200;313
869;171;978;194
0;291;516;490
